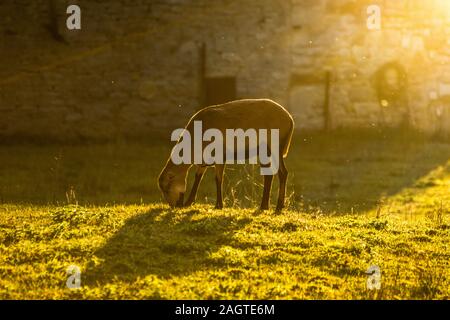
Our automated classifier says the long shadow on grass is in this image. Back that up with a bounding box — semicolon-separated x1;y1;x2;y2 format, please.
288;128;450;214
83;207;252;285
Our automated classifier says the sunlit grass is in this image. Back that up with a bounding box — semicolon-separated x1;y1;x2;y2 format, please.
0;203;449;299
369;158;450;220
0;129;449;299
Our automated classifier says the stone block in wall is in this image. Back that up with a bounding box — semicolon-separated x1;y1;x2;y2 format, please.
352;102;380;118
291;1;325;29
348;84;378;102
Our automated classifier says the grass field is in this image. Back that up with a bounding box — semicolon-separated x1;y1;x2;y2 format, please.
0;129;449;299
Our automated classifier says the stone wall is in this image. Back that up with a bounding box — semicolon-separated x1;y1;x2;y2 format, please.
289;0;450;133
1;0;449;140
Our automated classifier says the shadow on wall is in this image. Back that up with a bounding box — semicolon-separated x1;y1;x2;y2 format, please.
83;207;252;286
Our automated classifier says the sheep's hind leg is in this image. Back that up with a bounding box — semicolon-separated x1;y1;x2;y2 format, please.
275;156;288;213
215;164;225;209
184;166;207;207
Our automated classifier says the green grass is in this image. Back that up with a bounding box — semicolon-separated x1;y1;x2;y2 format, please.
0;129;449;299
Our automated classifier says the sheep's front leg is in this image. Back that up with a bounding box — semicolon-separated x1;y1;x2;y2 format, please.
184;166;207;207
260;174;274;211
215;164;225;209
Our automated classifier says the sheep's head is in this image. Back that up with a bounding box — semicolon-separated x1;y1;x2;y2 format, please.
158;166;187;207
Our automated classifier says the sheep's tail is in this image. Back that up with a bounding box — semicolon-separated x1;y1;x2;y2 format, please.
282;116;295;158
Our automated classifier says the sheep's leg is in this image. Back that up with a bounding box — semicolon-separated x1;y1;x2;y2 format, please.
184;166;207;206
275;157;288;213
260;174;274;211
215;164;225;209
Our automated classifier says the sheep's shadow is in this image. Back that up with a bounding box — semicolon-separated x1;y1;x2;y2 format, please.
83;207;251;286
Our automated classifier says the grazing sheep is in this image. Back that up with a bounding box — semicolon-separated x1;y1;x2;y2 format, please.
158;99;294;212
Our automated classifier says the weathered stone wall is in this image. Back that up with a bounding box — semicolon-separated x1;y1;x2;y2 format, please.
289;0;450;133
0;0;292;140
1;0;449;140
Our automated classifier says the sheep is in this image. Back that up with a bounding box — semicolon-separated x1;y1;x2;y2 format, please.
158;98;294;212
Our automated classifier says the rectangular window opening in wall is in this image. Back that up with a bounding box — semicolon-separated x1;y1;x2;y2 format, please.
204;77;237;106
